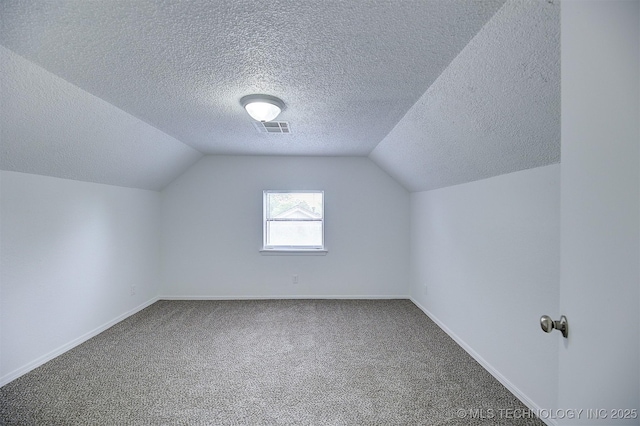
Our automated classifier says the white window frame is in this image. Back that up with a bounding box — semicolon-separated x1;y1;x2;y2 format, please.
261;190;327;255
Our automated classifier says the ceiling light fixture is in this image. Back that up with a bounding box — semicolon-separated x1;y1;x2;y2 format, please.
240;94;285;122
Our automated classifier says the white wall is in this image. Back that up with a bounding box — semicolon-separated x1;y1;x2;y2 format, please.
559;1;639;423
410;164;561;413
0;171;161;385
161;156;410;298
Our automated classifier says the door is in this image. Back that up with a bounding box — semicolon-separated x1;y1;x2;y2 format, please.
558;1;639;424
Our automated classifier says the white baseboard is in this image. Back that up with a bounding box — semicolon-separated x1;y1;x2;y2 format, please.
409;297;557;426
0;297;159;388
159;295;409;300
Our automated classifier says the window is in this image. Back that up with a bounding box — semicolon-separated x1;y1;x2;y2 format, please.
263;190;325;252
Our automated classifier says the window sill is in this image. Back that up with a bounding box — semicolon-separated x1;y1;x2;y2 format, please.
260;248;328;256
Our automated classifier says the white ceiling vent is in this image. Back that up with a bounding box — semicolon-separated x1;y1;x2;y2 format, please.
253;121;291;134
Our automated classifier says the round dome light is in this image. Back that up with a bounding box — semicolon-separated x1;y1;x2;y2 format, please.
240;94;285;122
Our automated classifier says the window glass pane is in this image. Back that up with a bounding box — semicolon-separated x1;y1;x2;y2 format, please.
267;221;323;247
264;191;324;249
267;192;323;219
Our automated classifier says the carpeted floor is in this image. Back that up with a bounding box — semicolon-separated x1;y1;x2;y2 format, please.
1;300;544;425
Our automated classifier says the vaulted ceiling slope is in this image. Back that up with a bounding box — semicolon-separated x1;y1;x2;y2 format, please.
0;0;559;193
0;0;509;191
370;0;560;192
0;46;203;191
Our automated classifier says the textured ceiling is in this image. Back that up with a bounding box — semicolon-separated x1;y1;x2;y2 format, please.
1;46;202;191
0;0;504;157
0;0;560;192
370;0;560;192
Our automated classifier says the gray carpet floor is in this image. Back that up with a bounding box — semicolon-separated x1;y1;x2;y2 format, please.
1;300;544;425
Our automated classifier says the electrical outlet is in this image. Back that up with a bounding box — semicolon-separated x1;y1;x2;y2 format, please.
292;274;299;284
130;285;136;295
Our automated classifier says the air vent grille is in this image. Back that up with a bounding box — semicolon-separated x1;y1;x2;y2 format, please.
253;121;291;134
